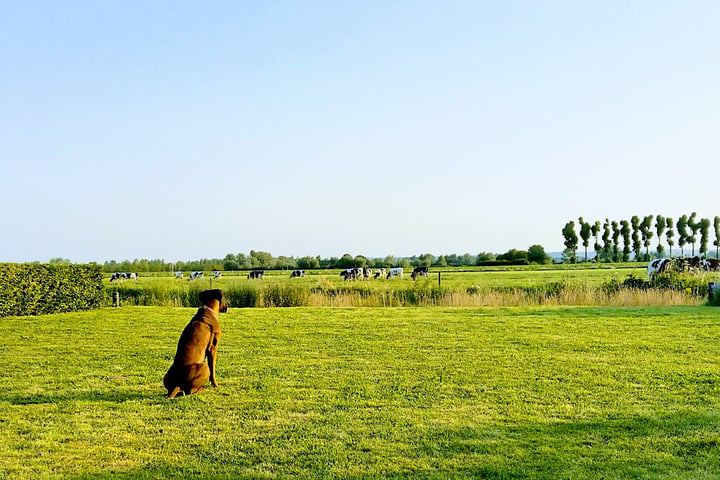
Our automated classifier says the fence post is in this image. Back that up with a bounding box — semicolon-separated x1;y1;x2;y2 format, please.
438;271;442;288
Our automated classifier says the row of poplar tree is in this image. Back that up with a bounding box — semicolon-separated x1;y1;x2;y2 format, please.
561;213;720;263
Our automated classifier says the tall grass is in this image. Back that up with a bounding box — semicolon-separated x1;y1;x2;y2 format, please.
106;273;709;308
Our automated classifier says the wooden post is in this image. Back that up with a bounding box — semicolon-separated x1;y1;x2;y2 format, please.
112;291;120;307
438;271;442;288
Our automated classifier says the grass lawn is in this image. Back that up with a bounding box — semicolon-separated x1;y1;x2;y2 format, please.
2;306;720;479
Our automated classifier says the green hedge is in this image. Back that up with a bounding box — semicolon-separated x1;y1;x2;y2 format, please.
0;263;105;317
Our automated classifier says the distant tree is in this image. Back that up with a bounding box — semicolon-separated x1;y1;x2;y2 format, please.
591;221;601;262
337;254;356;269
383;255;397;267
435;255;448;267
601;219;612;262
666;218;675;257
620;220;631;262
700;217;711;257
476;252;495;264
249;250;275;269
640;215;654;260
223;253;239;271
354;255;369;267
527;245;552;264
655;215;666;258
460;253;475;266
562;221;578;262
688;212;699;256
631;216;642;261
611;221;621;262
677;215;688;256
497;249;528;264
297;256;321;269
579;217;591;262
714;217;720;258
49;258;71;264
418;253;434;267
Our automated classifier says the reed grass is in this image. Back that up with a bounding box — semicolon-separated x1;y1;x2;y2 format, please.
105;272;708;308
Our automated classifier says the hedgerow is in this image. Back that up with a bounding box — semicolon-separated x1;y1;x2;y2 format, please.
0;263;104;317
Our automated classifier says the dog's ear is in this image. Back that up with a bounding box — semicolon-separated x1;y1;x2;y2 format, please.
199;289;224;306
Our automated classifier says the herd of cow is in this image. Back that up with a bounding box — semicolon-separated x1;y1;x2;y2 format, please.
110;267;432;282
338;266;429;281
646;256;720;280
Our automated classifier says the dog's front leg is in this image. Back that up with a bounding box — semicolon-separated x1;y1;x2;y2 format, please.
207;335;220;388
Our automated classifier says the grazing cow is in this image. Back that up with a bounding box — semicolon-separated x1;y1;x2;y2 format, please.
175;272;184;280
704;258;720;271
373;268;387;279
340;268;363;281
387;267;404;279
110;272;138;282
363;267;373;280
290;270;305;278
212;271;222;279
646;258;671;280
247;270;264;279
411;266;429;281
189;271;204;280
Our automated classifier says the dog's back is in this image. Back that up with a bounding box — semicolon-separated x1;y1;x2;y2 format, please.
164;290;226;398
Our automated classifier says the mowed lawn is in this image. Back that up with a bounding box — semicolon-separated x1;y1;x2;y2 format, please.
2;306;720;479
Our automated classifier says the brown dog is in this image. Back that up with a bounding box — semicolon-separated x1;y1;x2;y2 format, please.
163;289;228;398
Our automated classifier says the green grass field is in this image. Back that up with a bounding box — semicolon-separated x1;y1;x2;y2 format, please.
3;305;720;479
105;266;714;308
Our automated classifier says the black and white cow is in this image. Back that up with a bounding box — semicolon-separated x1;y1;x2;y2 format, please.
704;258;720;271
373;268;387;279
247;270;264;279
646;258;671;280
212;271;222;279
189;271;204;280
411;266;429;281
340;268;363;281
174;271;184;280
363;267;373;280
387;267;403;279
290;270;305;278
110;272;138;282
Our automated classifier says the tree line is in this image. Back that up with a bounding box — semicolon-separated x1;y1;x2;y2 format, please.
562;213;720;263
102;246;554;273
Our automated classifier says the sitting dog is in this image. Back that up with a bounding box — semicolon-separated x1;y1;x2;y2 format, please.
163;289;228;398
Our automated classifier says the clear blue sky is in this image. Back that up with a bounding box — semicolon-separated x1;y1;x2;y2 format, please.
2;1;719;263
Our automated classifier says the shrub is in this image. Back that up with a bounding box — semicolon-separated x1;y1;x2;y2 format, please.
0;263;104;317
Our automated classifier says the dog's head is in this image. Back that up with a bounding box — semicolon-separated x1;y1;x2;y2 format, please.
199;288;228;313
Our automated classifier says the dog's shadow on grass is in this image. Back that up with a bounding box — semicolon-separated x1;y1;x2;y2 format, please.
3;388;163;405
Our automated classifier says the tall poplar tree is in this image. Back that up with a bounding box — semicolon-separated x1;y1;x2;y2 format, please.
714;216;720;258
612;221;621;262
620;220;631;262
579;217;591;263
655;215;666;258
700;217;711;257
640;215;654;260
666;217;675;257
562;221;578;263
602;219;612;262
591;221;601;262
677;215;688;256
688;212;699;256
631;216;642;261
